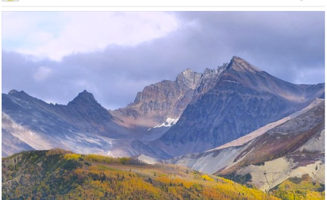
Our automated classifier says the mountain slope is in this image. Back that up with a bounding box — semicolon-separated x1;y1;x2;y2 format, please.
168;99;325;191
157;56;324;156
2;90;132;157
2;115;34;157
2;149;280;200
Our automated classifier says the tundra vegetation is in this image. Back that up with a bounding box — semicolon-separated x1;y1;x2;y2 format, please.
2;149;323;200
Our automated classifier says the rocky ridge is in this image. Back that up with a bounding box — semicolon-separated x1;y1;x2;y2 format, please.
156;56;324;157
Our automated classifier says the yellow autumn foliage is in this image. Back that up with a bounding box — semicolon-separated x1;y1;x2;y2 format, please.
202;174;215;181
4;150;285;200
63;153;81;160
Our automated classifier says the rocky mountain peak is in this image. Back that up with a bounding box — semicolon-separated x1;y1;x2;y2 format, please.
68;90;97;106
176;68;201;89
227;56;260;73
66;90;112;122
158;56;324;157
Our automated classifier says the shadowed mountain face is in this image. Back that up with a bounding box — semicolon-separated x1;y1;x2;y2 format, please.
157;57;324;156
169;99;324;191
53;90;115;134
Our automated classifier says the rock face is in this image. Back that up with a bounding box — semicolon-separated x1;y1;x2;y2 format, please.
111;69;202;128
168;99;325;191
157;56;324;156
110;66;228;143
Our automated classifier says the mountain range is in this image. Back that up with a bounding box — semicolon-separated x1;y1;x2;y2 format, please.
2;56;325;198
3;56;323;158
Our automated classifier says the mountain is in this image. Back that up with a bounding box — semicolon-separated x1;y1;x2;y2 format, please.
111;69;202;129
53;90;119;136
3;90;121;136
2;149;280;200
2;56;325;199
2;56;324;160
168;99;324;192
110;67;228;143
2;89;172;159
2;90;132;157
156;56;324;157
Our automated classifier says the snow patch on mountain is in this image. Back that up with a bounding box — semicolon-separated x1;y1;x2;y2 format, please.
153;118;179;128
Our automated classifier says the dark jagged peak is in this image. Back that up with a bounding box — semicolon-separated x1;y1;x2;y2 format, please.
227;56;260;73
67;90;98;106
66;90;112;122
176;68;201;89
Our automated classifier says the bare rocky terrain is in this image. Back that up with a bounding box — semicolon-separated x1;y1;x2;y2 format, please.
169;99;325;191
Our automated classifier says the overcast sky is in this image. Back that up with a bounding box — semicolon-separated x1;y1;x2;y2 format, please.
2;12;325;109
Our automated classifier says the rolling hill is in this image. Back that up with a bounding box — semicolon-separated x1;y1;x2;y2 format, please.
2;149;280;200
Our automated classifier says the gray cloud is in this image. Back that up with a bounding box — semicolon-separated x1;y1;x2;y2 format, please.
2;11;325;109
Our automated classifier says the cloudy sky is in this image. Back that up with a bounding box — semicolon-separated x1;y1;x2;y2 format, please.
2;12;325;109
